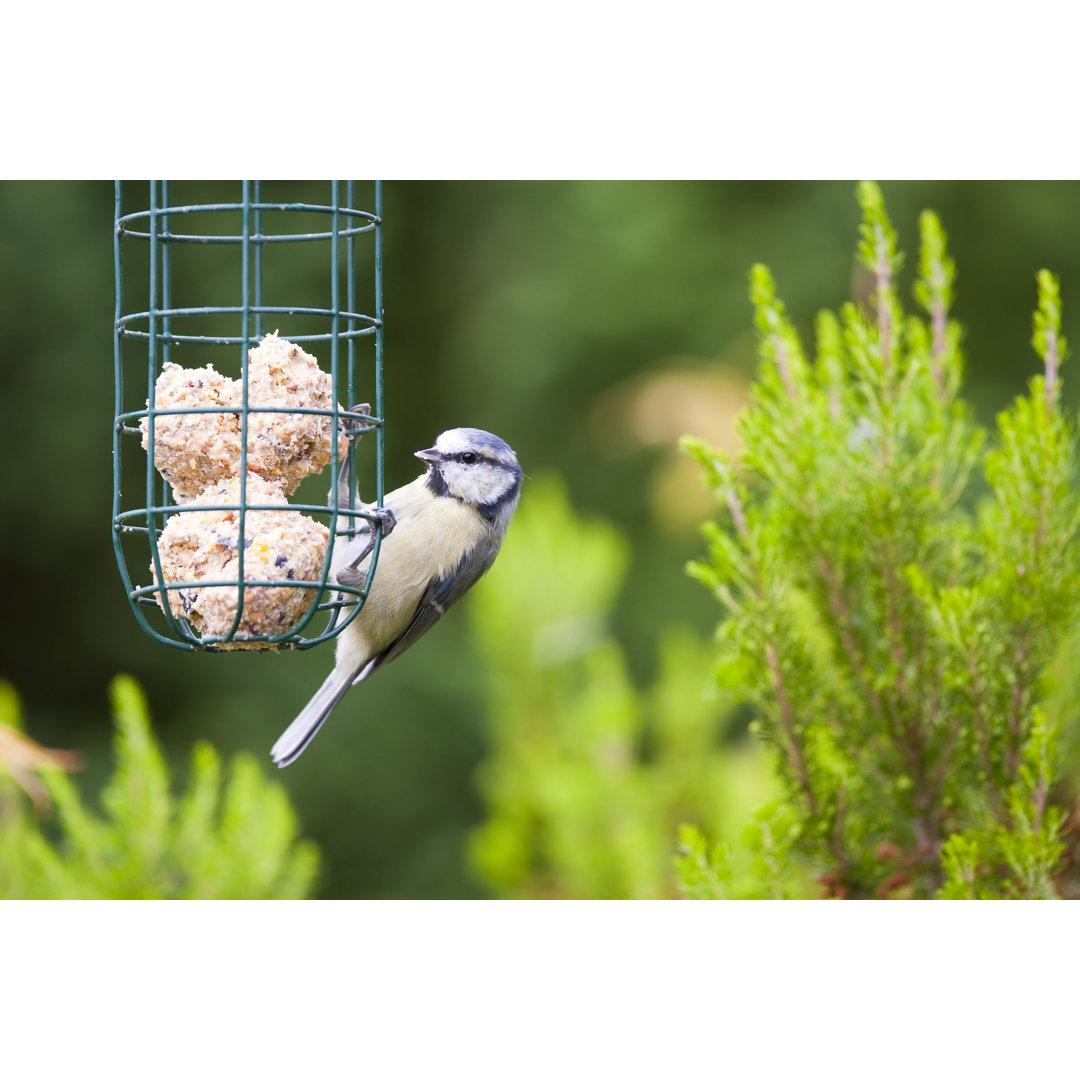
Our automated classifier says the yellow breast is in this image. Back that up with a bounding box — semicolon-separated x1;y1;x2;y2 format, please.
333;477;489;657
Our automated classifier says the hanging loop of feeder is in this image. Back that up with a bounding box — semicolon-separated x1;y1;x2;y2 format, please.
112;181;385;652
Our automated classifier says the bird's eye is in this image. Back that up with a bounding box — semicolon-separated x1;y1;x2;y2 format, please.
461;452;478;464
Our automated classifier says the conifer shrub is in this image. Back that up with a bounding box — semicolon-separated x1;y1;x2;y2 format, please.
0;676;318;899
680;182;1078;898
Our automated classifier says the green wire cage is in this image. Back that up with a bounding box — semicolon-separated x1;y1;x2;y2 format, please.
112;180;386;651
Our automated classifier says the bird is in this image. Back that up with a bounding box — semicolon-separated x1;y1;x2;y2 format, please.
271;427;523;767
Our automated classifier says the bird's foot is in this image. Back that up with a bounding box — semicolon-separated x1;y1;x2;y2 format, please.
369;505;396;539
341;403;375;436
337;564;366;588
336;507;396;588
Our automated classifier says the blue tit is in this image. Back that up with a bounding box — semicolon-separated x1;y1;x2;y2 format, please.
271;427;523;767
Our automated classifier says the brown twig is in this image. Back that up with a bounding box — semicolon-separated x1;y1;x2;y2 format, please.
1033;772;1048;835
1007;638;1029;782
774;337;798;405
725;488;748;540
817;556;883;716
1045;327;1059;412
873;224;895;382
966;652;1005;822
929;258;948;402
765;642;818;818
882;561;908;704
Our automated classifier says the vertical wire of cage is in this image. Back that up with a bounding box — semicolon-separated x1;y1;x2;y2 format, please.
113;181;385;651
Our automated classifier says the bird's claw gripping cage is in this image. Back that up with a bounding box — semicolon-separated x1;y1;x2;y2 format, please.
112;181;385;651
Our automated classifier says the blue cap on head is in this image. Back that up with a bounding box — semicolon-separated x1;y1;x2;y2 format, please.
434;428;518;463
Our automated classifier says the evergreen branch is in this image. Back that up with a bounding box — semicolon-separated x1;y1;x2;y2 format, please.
774;336;799;406
1033;269;1067;410
686;183;1076;899
1044;328;1059;411
0;679;319;899
915;210;956;401
857;181;901;380
875;226;894;375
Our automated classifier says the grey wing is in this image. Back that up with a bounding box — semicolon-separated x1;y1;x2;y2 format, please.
366;534;500;675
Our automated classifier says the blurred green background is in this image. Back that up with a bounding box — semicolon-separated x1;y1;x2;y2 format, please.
2;180;1077;898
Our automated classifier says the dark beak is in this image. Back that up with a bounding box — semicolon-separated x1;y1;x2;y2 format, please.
414;447;441;464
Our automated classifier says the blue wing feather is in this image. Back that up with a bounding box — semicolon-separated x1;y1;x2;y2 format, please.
368;532;501;671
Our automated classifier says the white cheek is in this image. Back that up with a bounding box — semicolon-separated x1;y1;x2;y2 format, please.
472;467;506;503
441;463;471;499
443;463;509;504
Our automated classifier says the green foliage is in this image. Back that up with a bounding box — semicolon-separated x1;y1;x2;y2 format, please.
939;708;1066;899
0;676;319;899
673;823;732;899
467;476;779;898
673;803;806;900
684;183;1080;898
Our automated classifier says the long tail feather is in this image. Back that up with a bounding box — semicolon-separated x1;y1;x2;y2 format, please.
271;670;354;768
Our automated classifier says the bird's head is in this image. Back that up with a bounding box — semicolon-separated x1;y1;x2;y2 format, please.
416;428;523;524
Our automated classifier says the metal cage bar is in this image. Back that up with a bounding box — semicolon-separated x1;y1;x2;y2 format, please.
112;180;385;652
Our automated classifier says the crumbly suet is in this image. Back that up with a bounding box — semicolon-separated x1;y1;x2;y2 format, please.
243;332;350;493
141;333;348;502
153;474;330;649
140;361;242;503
